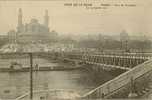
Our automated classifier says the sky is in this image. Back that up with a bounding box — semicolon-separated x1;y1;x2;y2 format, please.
0;0;152;36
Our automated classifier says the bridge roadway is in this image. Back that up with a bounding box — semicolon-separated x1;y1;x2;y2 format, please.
67;53;151;60
65;51;152;58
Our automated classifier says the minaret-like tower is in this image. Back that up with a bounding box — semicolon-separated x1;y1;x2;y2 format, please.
18;8;22;26
44;10;49;27
17;8;23;33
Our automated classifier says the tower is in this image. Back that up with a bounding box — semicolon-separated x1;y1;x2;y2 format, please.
120;30;130;52
44;10;49;27
18;8;22;27
17;8;23;33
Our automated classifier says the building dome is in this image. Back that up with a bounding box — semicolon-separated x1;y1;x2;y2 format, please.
14;8;58;43
30;18;38;24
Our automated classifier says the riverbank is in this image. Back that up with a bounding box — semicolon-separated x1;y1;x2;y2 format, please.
0;56;85;72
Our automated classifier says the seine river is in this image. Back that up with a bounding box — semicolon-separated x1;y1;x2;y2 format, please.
0;68;115;99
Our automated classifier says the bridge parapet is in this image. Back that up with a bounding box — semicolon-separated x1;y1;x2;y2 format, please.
81;59;152;99
65;51;152;59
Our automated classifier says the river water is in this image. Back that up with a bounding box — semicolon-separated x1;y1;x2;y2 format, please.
0;68;116;99
0;57;116;99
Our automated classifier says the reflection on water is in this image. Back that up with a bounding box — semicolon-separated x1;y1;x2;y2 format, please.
0;68;114;99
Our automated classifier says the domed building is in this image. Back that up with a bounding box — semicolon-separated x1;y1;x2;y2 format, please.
10;8;58;44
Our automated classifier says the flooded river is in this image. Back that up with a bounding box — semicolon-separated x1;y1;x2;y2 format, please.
0;68;115;99
0;57;118;99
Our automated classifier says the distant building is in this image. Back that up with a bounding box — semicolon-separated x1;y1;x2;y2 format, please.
7;30;17;43
120;30;130;52
9;8;58;43
120;30;129;42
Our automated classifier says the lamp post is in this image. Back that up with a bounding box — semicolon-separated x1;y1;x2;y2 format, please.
29;53;33;100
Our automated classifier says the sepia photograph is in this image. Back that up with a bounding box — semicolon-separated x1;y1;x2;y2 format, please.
0;0;152;100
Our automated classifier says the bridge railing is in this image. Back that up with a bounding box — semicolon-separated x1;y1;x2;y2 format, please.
82;59;152;98
65;52;152;60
